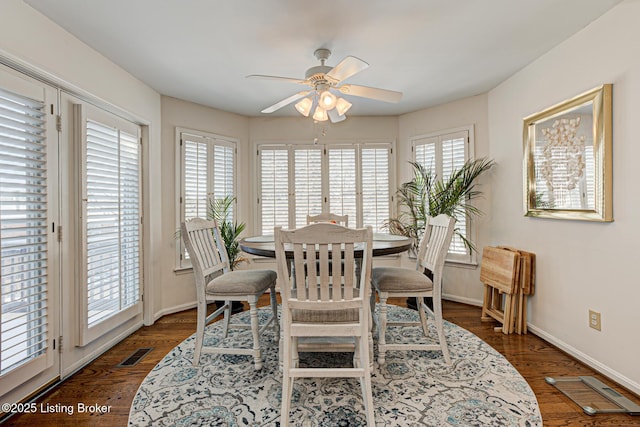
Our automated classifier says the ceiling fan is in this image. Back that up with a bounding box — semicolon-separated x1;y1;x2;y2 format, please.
247;48;402;123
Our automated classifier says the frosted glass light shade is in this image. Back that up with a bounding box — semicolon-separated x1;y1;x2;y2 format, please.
294;97;313;117
312;106;328;121
335;97;352;116
319;90;337;110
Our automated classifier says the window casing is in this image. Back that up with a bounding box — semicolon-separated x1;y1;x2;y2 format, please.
176;128;236;269
257;141;393;235
412;126;476;264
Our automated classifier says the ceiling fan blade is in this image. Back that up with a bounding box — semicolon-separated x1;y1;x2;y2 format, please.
338;84;403;103
327;108;346;123
325;56;369;83
261;91;311;113
246;74;306;85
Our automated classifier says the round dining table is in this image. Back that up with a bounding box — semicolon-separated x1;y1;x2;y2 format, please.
239;233;412;259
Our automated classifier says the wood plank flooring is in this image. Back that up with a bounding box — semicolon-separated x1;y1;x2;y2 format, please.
3;298;640;426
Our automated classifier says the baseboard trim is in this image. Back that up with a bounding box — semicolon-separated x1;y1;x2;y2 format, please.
61;322;142;378
443;294;483;307
527;324;640;396
152;301;197;323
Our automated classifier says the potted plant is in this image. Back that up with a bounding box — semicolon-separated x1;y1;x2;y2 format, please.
207;195;247;313
385;158;494;309
208;195;247;270
386;157;494;254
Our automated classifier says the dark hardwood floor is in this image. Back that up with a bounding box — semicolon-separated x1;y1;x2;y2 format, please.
3;298;640;426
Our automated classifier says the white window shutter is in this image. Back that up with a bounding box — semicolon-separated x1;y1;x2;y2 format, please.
328;147;357;223
0;87;50;374
259;148;289;235
361;146;390;232
294;148;322;228
79;106;142;345
414;129;470;258
183;137;209;220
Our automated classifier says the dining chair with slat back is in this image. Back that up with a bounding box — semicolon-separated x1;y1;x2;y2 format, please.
306;212;349;226
275;223;375;426
371;214;456;366
181;218;279;370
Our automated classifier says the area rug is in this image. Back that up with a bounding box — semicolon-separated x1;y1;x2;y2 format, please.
129;306;541;426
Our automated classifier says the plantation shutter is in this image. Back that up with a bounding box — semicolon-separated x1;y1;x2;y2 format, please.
259;147;289;235
328;147;357;223
294;147;322;228
0;86;51;375
79;105;141;345
178;131;236;268
441;133;467;254
213;144;235;220
414;129;469;257
361;146;390;232
183;135;209;220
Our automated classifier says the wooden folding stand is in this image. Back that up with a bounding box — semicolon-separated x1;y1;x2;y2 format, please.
480;246;520;334
499;247;536;334
480;246;536;334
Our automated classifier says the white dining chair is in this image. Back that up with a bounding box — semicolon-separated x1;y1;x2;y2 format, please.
371;214;456;365
275;223;375;426
181;218;278;370
306;212;349;226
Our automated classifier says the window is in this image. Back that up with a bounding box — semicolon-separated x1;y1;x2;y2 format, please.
176;128;236;268
77;104;142;345
257;142;392;234
412;126;475;264
0;83;56;378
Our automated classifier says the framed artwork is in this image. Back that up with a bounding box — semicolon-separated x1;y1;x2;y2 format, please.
523;84;612;221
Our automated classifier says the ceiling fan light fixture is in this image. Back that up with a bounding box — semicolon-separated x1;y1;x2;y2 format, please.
319;90;337;110
294;97;313;117
335;97;352;116
312;105;328;122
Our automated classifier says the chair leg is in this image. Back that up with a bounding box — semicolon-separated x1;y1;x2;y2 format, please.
222;300;231;338
432;295;451;365
248;298;262;370
281;334;292;425
358;333;375;427
418;299;429;336
193;299;207;366
378;293;388;366
369;292;377;333
269;286;279;338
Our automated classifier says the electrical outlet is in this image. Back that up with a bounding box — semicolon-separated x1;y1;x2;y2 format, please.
589;310;601;331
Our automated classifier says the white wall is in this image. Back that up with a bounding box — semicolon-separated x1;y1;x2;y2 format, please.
0;0;162;403
398;94;492;304
159;96;249;316
488;0;640;393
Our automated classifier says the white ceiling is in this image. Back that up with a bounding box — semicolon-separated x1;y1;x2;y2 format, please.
25;0;620;117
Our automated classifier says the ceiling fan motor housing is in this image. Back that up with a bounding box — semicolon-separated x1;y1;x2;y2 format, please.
305;65;333;87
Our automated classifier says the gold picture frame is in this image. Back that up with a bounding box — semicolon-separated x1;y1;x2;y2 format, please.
523;84;612;221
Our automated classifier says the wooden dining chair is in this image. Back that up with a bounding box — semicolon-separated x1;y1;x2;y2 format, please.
275;223;375;426
371;214;456;366
306;212;349;226
181;218;278;370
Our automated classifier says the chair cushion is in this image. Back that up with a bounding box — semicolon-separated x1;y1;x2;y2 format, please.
372;267;433;293
206;269;276;296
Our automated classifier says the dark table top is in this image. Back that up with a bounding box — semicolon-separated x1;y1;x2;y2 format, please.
239;233;412;259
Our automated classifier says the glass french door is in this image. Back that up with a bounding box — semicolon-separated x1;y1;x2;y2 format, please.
0;66;60;403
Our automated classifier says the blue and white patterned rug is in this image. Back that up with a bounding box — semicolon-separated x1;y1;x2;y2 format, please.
129;306;541;426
